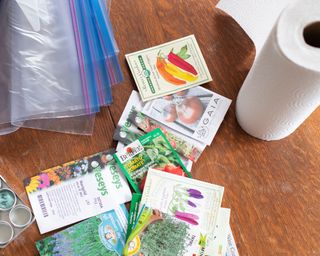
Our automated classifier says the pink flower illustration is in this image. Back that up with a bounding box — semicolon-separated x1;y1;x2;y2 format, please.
39;173;50;189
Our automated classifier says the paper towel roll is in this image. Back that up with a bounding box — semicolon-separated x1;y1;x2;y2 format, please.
220;0;320;140
217;0;291;55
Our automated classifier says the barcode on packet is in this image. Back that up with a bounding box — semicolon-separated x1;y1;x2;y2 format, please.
37;194;48;218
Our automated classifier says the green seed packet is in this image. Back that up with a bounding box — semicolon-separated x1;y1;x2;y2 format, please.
126;193;142;240
36;205;128;256
114;128;191;193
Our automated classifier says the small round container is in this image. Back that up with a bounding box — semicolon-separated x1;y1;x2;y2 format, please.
0;188;16;211
9;205;33;228
0;221;14;245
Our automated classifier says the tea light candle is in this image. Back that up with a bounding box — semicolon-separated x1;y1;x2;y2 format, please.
0;221;14;245
0;188;16;211
9;205;32;228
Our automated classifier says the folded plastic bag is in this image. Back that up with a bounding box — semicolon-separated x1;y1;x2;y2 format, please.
8;0;100;123
0;0;120;135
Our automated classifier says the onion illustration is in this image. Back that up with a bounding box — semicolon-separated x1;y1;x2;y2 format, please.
163;104;177;122
176;97;204;124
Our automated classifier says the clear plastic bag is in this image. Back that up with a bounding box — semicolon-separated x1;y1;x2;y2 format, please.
8;0;100;123
0;0;120;135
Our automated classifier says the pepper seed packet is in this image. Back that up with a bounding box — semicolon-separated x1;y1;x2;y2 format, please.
24;150;132;234
36;204;128;256
142;86;232;145
125;35;212;102
114;128;191;193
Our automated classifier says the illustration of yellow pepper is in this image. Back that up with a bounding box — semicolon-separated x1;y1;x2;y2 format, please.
164;62;198;82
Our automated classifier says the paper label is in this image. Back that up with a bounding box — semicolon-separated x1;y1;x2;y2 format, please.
24;151;132;234
126;35;212;101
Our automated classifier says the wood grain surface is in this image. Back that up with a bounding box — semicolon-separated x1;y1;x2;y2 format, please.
1;0;319;255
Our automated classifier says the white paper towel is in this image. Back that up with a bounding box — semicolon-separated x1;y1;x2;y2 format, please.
217;0;291;55
217;0;320;140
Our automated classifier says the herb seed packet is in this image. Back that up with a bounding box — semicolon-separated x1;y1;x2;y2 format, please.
126;35;212;102
123;207;192;256
114;128;191;193
140;169;224;255
36;204;128;256
24;150;132;234
142;86;232;145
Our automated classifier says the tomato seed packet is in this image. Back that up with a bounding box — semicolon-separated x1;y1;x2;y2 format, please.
114;128;191;193
125;35;212;101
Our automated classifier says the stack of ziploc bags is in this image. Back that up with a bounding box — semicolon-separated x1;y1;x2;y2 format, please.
0;0;122;136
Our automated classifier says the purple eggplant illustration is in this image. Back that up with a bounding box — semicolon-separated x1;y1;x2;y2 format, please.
187;188;204;199
187;200;196;207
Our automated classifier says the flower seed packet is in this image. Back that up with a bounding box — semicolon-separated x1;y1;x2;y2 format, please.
142;86;232;145
24;150;132;234
114;128;191;193
36;204;128;256
126;35;212;101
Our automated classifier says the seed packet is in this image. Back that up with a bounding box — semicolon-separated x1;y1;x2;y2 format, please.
226;226;239;256
142;86;232;145
125;35;212;102
123;207;192;256
113;125;145;145
114;90;194;170
139;169;224;255
24;150;132;234
36;204;128;256
114;128;191;193
126;193;142;240
115;90;144;135
128;110;205;162
206;208;231;256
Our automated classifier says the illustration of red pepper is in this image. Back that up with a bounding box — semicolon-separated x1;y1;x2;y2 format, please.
168;52;198;76
156;57;186;86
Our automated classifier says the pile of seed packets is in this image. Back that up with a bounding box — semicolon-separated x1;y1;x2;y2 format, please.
27;35;239;255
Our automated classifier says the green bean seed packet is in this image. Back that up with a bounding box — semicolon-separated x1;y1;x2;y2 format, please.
114;128;191;193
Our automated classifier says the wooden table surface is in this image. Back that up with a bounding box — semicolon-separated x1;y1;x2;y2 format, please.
1;0;319;255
